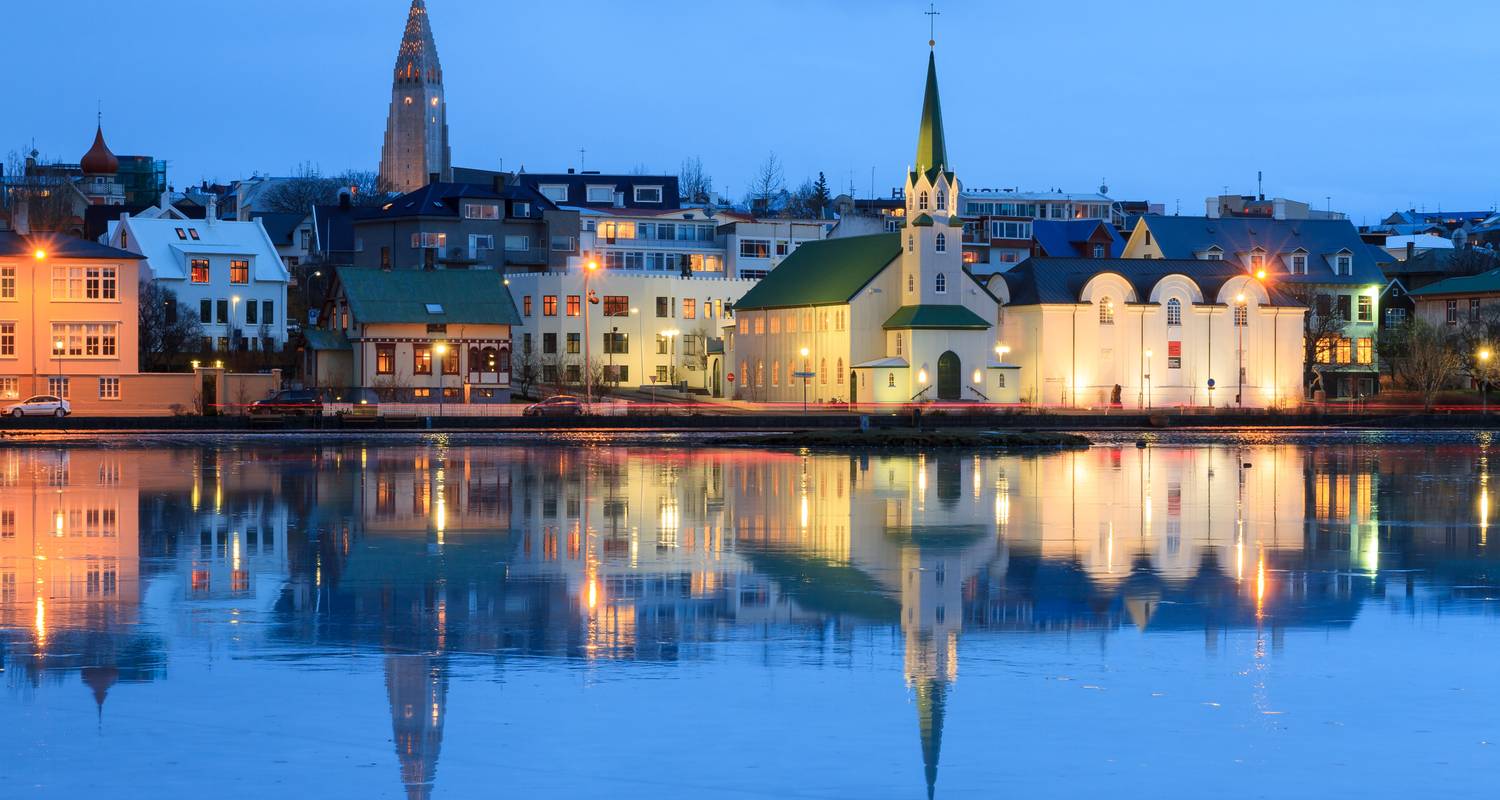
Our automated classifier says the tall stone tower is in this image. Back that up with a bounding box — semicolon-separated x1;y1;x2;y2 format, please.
378;0;452;194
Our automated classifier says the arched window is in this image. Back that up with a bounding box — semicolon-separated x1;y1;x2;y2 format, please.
907;233;914;253
755;359;764;387
919;191;929;211
935;233;946;253
1099;296;1115;325
482;346;499;372
907;274;915;293
836;358;845;385
468;346;481;373
936;190;946;211
888;372;896;388
1166;298;1181;327
1234;304;1249;326
935;273;947;293
896;332;903;356
820;358;828;385
496;347;510;373
772;360;780;387
741;360;748;386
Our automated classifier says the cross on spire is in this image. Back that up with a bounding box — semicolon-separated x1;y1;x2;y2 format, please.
924;3;940;48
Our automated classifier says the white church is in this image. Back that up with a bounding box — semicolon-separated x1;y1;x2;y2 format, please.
730;48;1012;405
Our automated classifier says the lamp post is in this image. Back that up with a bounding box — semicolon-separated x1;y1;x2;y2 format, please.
53;338;64;397
434;342;448;416
1481;348;1492;415
662;328;680;389
1235;292;1247;409
231;295;241;353
1144;348;1153;409
799;346;810;413
583;259;599;407
630;307;641;388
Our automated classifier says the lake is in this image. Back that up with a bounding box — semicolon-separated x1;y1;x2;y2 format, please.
2;432;1498;798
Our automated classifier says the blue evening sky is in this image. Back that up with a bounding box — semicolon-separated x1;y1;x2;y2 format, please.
8;0;1496;223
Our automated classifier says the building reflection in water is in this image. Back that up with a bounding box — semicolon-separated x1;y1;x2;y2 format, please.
2;437;1499;797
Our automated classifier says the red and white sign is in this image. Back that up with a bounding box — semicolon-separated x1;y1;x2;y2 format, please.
726;372;736;383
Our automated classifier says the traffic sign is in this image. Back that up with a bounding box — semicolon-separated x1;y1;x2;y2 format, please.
1207;378;1216;389
792;371;816;378
726;372;735;383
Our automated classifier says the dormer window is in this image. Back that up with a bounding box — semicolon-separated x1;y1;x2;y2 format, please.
1201;246;1222;261
935;273;947;293
919;192;929;211
1291;252;1308;274
464;203;499;220
1249;250;1265;270
935;233;947;253
936;191;946;211
1336;253;1352;275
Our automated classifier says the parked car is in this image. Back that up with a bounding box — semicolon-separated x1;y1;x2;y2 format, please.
522;395;584;417
321;387;380;419
4;395;70;418
248;389;324;416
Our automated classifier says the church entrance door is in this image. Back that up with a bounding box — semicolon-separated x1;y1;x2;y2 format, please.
937;351;961;400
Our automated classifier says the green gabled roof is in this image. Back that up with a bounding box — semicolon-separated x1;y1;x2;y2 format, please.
915;50;949;180
304;328;351;351
733;233;900;310
910;213;934;227
947;216;965;227
883;304;991;330
336;267;520;325
1408;267;1500;296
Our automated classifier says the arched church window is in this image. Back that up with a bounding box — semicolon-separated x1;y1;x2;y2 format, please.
936;191;946;211
1099;297;1115;325
919;192;929;211
908;234;914;253
820;358;828;385
935;233;946;253
1166;298;1181;326
836;359;845;384
935;273;947;293
896;332;903;356
888;372;896;388
908;274;915;293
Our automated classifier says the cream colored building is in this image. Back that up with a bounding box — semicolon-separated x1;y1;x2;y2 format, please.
0;232;145;413
990;258;1307;408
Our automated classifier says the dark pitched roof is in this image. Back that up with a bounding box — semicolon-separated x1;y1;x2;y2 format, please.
83;203;205;241
0;231;143;260
999;257;1299;306
511;172;681;211
359;181;554;221
733;233;900;310
914;51;948;181
1409;267;1500;297
303;328;352;351
1138;215;1384;286
1388;246;1500;277
250;211;307;245
1032;219;1125;258
335;267;520;325
883;304;990;330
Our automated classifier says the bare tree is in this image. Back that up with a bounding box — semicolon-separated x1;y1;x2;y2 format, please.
138;281;203;371
745;152;786;215
679;156;713;204
3;148;85;234
511;346;540;399
1404;319;1461;411
1285;286;1350;398
263;163;385;214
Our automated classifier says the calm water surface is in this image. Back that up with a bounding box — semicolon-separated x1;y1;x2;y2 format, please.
2;432;1499;798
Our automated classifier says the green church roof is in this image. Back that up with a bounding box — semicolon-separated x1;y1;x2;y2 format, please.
915;51;948;180
733;233;900;310
910;213;934;227
883;304;992;330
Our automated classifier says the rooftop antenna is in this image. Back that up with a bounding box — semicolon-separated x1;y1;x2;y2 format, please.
1326;196;1331;214
578;147;586;172
1257;170;1263;201
870;166;875;201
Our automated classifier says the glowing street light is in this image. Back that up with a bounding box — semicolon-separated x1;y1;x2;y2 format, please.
799;346;811;412
583;259;601;406
1481;348;1493;415
434;341;449;416
33;249;46;260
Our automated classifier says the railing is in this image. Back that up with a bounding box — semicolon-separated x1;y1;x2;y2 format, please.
323;400;631;417
967;385;990;401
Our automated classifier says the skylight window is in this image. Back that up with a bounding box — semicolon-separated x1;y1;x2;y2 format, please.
188;228;200;240
425;303;445;314
174;228;187;240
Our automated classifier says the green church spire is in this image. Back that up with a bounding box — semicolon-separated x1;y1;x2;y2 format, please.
914;50;948;180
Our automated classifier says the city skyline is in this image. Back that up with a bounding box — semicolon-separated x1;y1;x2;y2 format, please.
8;0;1496;222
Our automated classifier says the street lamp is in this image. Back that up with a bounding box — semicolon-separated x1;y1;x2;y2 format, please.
1235;291;1247;409
799;346;810;412
231;295;241;352
662;328;680;389
630;307;641;389
1143;348;1153;409
53;338;64;397
434;342;449;416
583;259;599;406
1481;348;1492;415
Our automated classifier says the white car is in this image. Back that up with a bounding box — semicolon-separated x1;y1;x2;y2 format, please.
4;395;71;418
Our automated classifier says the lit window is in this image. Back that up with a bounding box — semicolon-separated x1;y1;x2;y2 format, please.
0;266;14;299
190;260;209;284
230;260;249;284
1166;298;1181;326
1234;304;1248;326
542;295;558;316
1099;296;1115;325
99;377;121;400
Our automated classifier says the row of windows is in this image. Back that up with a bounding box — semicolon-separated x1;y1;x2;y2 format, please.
1314;337;1375;365
189;259;250;285
50;323;119;358
594;221;715;242
905;233;948;253
738;358;845;388
374;343;510;375
601;250;723;272
52;266;118;300
539;184;664;205
737;308;847;335
0;377;119;400
198;298;275;327
522;294;727;321
1446;298;1488;325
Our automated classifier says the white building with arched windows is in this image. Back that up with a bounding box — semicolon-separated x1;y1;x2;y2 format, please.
728;48;1007;405
989;258;1306;408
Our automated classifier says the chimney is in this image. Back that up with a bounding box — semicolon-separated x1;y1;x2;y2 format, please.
567;168;575;174
206;194;218;224
236;181;249;221
338;192;351;210
160;191;171;213
492;175;505;193
1406;241;1415;260
429;172;440;185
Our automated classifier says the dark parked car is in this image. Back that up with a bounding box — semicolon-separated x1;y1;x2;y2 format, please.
522;395;584;417
249;389;323;416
